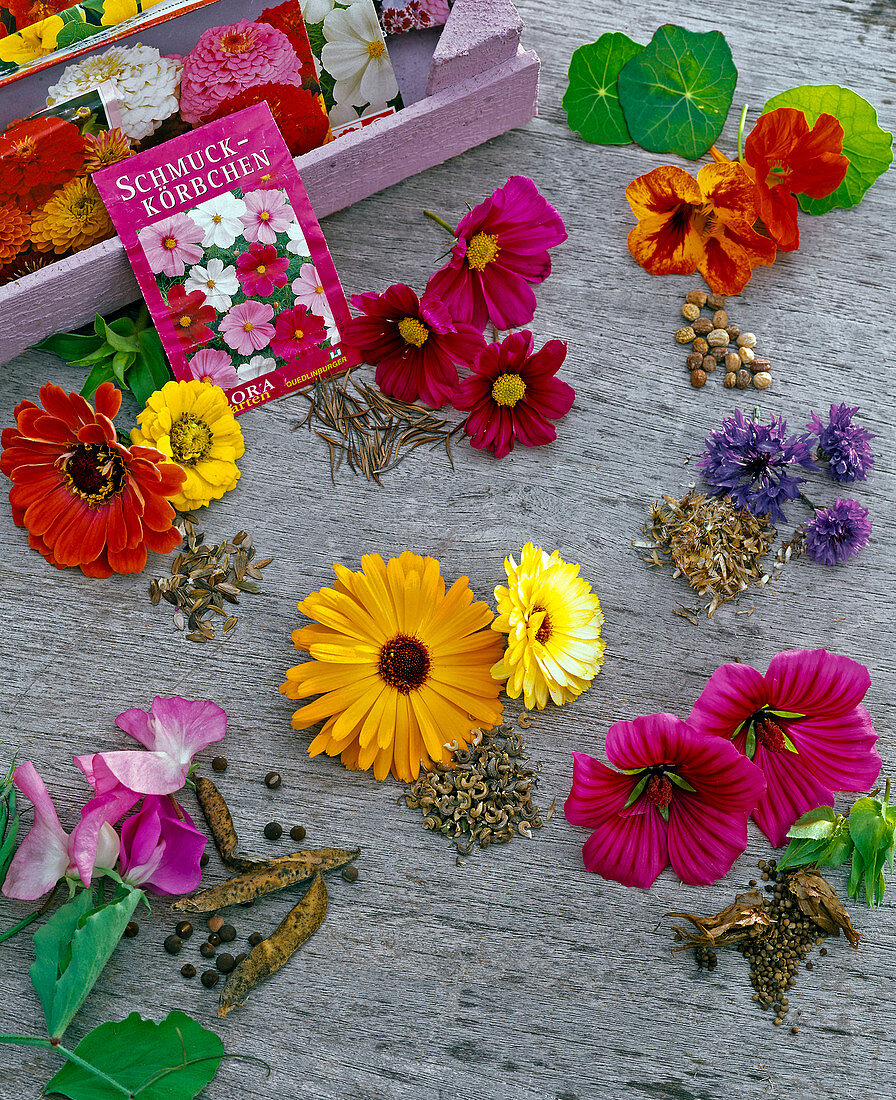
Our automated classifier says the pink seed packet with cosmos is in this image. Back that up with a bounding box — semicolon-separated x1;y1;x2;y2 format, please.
93;100;358;415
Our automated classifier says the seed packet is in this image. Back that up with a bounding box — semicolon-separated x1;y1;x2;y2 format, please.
93;100;358;414
377;0;449;36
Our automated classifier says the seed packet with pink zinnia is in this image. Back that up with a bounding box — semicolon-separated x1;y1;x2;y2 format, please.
94;101;359;415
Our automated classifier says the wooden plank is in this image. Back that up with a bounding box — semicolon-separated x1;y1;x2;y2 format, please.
426;0;524;95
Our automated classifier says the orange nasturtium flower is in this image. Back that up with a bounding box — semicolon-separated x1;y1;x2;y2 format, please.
625;161;776;296
743;108;849;252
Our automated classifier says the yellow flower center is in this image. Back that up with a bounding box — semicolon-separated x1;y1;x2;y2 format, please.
212;214;222;224
243;321;255;332
367;40;386;59
205;279;216;289
397;317;429;347
179;317;192;328
163;236;177;250
220;29;254;54
169;414;213;466
294;328;304;340
378;634;430;695
491;373;526;407
260;211;271;221
466;231;499;271
256;264;266;274
315;284;324;294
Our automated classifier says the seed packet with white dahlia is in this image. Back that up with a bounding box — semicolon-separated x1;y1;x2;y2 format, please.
93;101;358;415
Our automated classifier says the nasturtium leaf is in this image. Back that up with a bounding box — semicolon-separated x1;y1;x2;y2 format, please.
44;1011;224;1100
55;21;103;49
786;805;838;840
762;85;893;213
563;33;644;145
617;24;737;160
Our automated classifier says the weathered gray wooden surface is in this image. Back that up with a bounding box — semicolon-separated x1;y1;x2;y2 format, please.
0;1;894;1098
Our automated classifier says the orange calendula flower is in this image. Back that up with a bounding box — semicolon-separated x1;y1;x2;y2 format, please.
625;161;776;296
743;108;849;252
30;176;114;255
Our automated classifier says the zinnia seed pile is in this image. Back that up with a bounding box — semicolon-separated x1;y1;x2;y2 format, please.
676;290;771;391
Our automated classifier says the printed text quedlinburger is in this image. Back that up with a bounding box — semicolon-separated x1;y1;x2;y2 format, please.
114;138;272;217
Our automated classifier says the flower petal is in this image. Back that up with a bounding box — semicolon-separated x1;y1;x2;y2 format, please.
580;806;669;889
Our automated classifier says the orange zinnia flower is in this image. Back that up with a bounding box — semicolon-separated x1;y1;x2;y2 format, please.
743;108;849;252
0;382;185;578
625;161;776;296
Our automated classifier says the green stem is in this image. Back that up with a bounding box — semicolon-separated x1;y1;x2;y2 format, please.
885;778;891;805
423;210;457;238
737;103;749;161
0;1035;131;1097
799;491;821;514
0;909;41;946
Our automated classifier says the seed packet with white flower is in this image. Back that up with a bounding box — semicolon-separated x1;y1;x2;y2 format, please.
94;100;359;415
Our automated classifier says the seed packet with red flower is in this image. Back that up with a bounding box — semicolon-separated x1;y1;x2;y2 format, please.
94;100;359;416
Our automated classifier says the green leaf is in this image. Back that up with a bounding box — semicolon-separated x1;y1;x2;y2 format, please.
31;888;143;1038
81;363;116;401
107;317;136;337
768;709;806;719
111;352;133;385
819;830;855;869
616;24;737;160
744;724;757;760
665;770;696;793
44;1011;224;1100
55;21;102;49
0;783;17;885
563;33;644;145
72;346;115;367
848;797;892;866
136;328;173;392
776;836;831;872
847;846;864;900
103;327;138;355
623;774;649;809
762;85;893;213
125;360;156;409
33;333;103;362
786;805;838;840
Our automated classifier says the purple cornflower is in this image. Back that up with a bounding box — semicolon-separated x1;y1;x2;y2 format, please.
807;404;875;483
804;498;871;565
697;410;816;523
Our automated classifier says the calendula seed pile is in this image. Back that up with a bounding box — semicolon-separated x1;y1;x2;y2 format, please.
676;290;771;391
148;515;272;642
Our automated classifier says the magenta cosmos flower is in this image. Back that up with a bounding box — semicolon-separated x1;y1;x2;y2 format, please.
427;175;567;331
453;330;574;459
140;214;205;278
565;714;765;889
221;300;276;354
119;794;206;896
241;189;293;245
688;649;881;847
343;283;485;408
271;305;326;360
236;242;289;297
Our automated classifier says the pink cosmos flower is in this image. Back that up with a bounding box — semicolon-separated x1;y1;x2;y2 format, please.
688;649;881;847
140;214;205;278
344;283;484;408
187;348;240;388
564;714;766;889
119;795;206;896
236;242;289;297
271;305;326;360
221;300;276;354
2;762;122;900
179;19;302;126
427;176;568;331
76;696;227;797
240;189;293;245
291;263;332;318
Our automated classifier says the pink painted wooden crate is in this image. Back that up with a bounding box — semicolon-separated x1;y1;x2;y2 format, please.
0;0;539;364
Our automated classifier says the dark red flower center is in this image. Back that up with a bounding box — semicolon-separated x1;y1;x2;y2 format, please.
378;634;430;695
645;774;673;808
754;714;787;753
533;606;551;644
64;443;126;504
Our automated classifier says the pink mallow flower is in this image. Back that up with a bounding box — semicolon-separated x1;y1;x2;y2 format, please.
2;762;122;900
688;649;881;847
240;189;293;245
140;213;205;278
76;696;227;797
426;175;567;332
271;305;326;360
119;795;206;896
236;242;289;297
220;300;276;354
564;713;766;889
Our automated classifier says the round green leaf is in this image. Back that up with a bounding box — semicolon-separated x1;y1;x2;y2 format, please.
762;84;893;214
563;33;644;145
617;24;737;160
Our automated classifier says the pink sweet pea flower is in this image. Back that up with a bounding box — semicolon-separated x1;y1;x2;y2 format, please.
76;696;227;797
564;714;765;889
2;762;122;900
688;649;881;847
119;795;206;895
140;213;205;278
220;300;276;354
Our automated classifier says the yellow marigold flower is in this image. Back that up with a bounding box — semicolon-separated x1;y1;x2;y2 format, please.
131;380;244;511
491;543;606;709
30;177;113;255
280;552;505;782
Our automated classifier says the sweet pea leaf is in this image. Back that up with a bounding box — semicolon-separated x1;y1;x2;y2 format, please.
762;85;893;213
563;33;644;145
44;1011;224;1100
617;24;737;160
786;805;839;840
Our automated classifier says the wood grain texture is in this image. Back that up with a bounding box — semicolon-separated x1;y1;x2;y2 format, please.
0;1;894;1098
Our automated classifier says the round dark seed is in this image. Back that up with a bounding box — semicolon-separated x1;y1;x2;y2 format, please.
248;932;263;947
201;970;220;988
123;921;139;938
208;932;222;947
211;756;227;772
200;853;210;867
181;964;197;979
164;935;183;956
264;771;282;789
208;914;223;932
264;821;283;841
819;947;827;956
175;921;193;939
199;942;216;959
216;953;236;974
234;953;247;966
219;924;236;943
341;865;359;883
290;825;306;843
791;1026;799;1034
805;961;813;970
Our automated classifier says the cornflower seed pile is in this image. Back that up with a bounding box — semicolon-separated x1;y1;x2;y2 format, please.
402;725;544;855
148;515;271;642
675;290;771;391
635;490;775;617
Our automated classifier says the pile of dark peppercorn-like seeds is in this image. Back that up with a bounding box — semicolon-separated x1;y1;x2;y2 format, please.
402;724;544;855
675;290;772;391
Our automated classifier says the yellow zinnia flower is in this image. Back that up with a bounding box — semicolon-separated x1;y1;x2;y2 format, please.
280;552;505;782
131;380;244;511
30;177;114;255
491;543;606;710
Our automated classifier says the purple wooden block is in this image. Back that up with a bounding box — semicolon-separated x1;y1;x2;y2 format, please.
0;0;539;364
